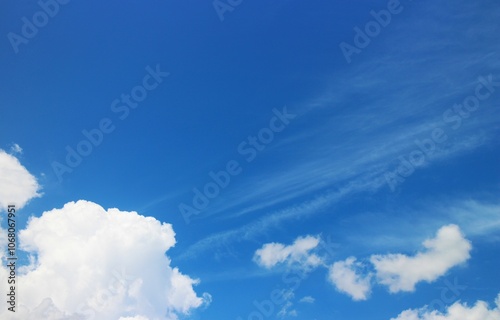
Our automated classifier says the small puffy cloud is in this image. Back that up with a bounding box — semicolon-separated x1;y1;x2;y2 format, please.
328;257;372;301
0;148;41;211
10;143;23;154
277;290;297;318
299;296;315;304
253;235;323;270
391;293;500;320
0;200;207;320
277;301;297;318
371;224;471;293
201;292;213;308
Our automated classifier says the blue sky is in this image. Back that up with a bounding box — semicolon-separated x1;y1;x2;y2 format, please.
1;0;500;319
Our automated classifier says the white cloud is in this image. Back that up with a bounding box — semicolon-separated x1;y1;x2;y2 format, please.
201;292;213;308
253;235;323;270
277;290;297;318
0;200;207;320
10;143;23;154
371;224;471;293
328;257;372;301
443;200;500;238
299;296;315;304
252;225;472;303
119;316;151;320
391;293;500;320
277;301;297;318
0;149;41;211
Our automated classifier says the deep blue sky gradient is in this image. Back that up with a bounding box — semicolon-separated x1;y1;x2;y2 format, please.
1;0;499;319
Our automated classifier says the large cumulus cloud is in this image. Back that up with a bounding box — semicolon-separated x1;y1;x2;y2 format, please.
1;200;208;320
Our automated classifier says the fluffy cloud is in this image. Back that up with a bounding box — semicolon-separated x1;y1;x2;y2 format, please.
253;235;323;270
0;200;207;320
255;226;472;302
370;224;471;293
10;143;23;154
328;257;372;301
276;289;297;318
299;296;315;304
0;148;41;211
391;293;500;320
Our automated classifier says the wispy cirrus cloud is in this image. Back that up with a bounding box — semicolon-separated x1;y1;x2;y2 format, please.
177;184;362;261
178;0;499;263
